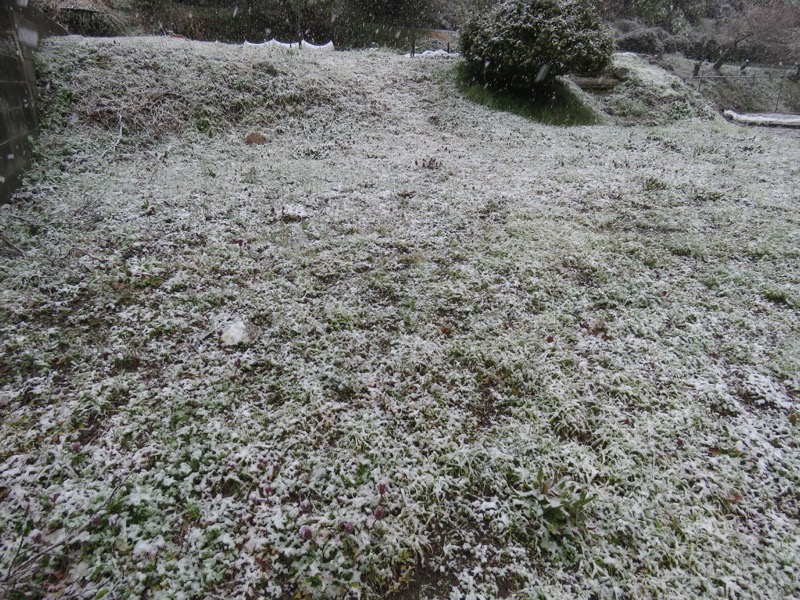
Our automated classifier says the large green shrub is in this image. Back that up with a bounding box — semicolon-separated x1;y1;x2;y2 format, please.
460;0;614;89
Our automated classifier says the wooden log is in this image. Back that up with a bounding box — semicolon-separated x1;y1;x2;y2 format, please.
571;76;622;90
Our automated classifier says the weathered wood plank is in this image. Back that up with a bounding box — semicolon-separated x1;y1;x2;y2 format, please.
571;76;622;90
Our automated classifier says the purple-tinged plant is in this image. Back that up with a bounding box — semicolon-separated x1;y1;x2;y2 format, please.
339;520;355;534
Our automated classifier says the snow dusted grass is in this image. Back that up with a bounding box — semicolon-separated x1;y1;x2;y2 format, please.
1;36;799;599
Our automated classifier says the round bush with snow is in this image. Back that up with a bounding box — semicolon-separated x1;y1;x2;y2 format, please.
460;0;614;89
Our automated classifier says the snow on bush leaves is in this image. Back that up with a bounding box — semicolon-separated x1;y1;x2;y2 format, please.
460;0;614;90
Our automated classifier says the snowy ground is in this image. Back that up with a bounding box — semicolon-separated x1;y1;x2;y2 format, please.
1;36;799;599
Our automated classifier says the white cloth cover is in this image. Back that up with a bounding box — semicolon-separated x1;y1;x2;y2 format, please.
723;110;800;127
243;39;334;53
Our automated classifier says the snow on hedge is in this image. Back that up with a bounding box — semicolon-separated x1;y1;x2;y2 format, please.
0;35;798;599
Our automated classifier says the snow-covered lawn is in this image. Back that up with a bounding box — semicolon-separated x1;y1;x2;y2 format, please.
1;36;798;599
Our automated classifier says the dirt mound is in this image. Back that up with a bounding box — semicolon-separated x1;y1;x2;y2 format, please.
35;35;379;148
39;0;127;36
573;52;719;125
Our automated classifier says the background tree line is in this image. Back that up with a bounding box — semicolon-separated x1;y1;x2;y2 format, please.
130;0;798;63
133;0;453;44
600;0;800;64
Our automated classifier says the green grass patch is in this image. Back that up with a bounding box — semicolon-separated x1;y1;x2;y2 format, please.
763;287;792;306
454;63;599;126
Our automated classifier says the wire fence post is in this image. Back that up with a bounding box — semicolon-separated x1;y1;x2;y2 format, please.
776;72;785;112
691;67;794;115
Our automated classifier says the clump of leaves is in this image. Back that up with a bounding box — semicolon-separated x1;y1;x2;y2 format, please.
763;287;791;306
643;177;668;191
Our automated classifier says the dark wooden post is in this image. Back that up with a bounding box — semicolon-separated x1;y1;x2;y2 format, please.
1;0;65;202
1;2;36;202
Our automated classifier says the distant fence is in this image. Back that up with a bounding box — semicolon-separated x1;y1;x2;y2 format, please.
692;63;800;113
1;0;64;203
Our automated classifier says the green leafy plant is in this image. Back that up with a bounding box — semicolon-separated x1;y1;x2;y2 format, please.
460;0;614;90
